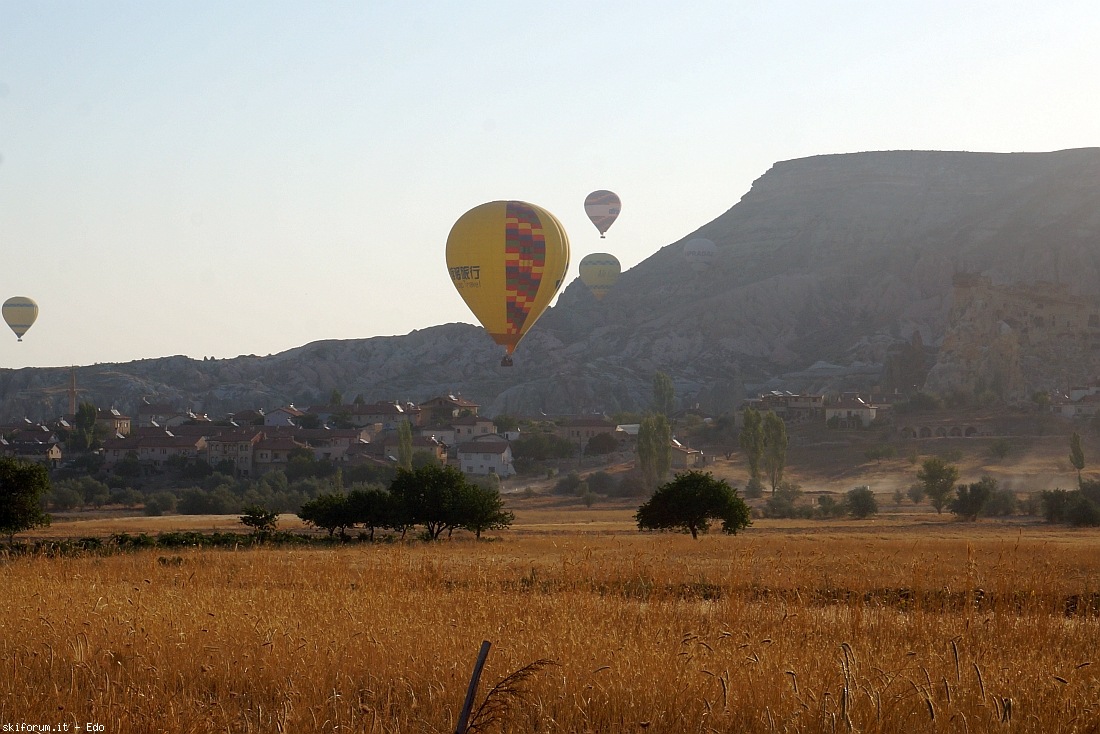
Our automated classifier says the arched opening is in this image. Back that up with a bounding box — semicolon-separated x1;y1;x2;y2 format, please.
965;426;978;437
949;427;962;437
919;427;932;438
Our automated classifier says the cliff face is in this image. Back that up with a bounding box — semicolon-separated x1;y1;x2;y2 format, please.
3;148;1100;419
925;276;1100;400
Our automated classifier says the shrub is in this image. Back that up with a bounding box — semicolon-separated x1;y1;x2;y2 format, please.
981;488;1018;517
144;491;177;516
845;486;878;519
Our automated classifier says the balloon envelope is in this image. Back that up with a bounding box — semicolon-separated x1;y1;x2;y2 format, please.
579;253;621;300
584;190;621;237
683;238;716;273
446;201;570;363
3;296;38;341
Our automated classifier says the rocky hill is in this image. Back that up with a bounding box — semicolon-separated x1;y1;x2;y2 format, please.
3;148;1100;420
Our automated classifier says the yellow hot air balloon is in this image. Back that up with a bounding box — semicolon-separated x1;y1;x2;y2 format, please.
446;201;570;366
579;252;621;301
584;190;621;237
3;296;38;341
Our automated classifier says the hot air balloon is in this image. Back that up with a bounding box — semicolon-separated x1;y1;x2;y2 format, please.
683;238;716;273
3;296;38;341
584;190;621;238
446;201;570;366
579;253;621;301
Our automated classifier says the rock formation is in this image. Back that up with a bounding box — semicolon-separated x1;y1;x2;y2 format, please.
3;148;1100;419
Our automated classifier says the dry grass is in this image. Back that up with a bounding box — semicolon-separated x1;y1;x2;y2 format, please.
3;517;1100;733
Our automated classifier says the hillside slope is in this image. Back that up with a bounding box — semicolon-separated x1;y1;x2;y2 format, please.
3;148;1099;419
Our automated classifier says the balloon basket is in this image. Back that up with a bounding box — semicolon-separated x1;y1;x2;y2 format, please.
500;355;514;367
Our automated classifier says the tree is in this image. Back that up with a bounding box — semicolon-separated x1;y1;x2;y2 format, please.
493;414;519;434
946;477;998;521
328;389;343;406
916;457;959;514
652;371;675;417
298;493;354;537
906;482;926;505
346;486;394;540
762;412;788;494
636;414;671;489
738;408;764;482
845;485;878;519
0;458;51;543
144;491;177;516
388;464;475;540
585;432;618;456
1070;431;1085;486
635;471;751;539
397;419;413;471
461;484;515;539
239;505;279;534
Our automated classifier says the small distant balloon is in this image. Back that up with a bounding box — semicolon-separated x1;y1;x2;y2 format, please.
584;190;621;238
683;238;716;273
446;201;570;366
3;296;39;341
579;253;621;301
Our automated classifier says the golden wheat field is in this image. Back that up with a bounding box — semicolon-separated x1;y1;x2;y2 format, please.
2;510;1100;733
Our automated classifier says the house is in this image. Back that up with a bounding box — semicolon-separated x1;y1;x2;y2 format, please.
136;400;195;428
253;435;310;474
95;408;131;436
455;434;515;477
420;394;480;421
736;393;825;427
555;417;617;449
2;434;62;468
229;409;265;426
307;401;423;429
418;424;457;446
825;397;878;429
670;439;704;470
102;431;207;468
373;433;448;464
264;405;305;427
264;425;368;461
204;429;264;476
452;415;496;441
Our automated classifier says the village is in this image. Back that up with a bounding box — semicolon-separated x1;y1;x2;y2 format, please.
4;380;1099;485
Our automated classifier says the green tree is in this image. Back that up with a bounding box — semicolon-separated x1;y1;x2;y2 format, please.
916;457;959;514
388;464;474;540
636;414;671;490
845;485;878;519
239;505;279;534
144;491;177;517
738;408;764;482
584;432;618;456
70;401;98;451
762;412;788;493
0;457;51;543
397;419;414;471
950;477;996;521
298;493;354;537
460;484;515;539
346;486;395;541
652;371;675;417
1070;431;1085;486
906;482;926;505
635;471;751;539
492;414;520;433
328;389;343;406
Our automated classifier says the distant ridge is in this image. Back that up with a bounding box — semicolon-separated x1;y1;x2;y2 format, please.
3;148;1100;419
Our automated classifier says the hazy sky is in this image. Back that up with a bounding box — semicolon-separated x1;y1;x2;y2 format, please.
1;1;1097;369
